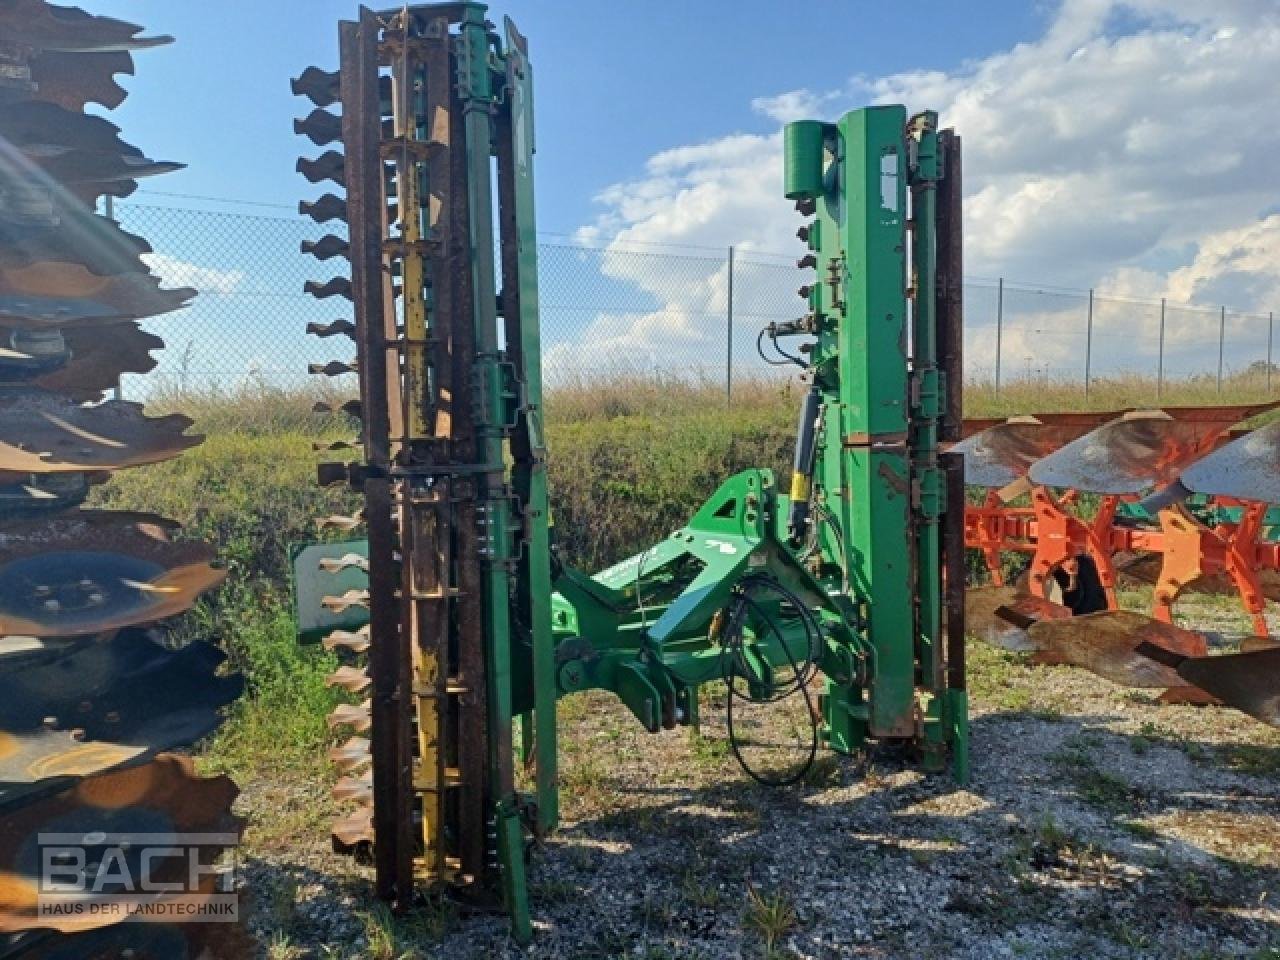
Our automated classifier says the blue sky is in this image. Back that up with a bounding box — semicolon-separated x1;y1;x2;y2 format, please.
79;1;1280;388
88;0;1048;233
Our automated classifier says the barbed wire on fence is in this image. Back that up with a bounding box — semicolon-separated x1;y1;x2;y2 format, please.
113;200;1278;400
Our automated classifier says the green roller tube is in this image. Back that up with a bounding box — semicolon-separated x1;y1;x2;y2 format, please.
784;120;825;199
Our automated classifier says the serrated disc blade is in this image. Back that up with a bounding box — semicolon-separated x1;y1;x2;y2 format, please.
0;511;224;637
14;323;162;402
1029;404;1279;494
0;0;171;53
951;413;1120;488
331;808;372;852
25;48;133;111
1179;420;1280;505
1027;610;1207;687
0;217;150;278
0;273;194;328
0;392;198;474
1175;647;1280;727
325;665;369;694
0;631;242;801
327;702;370;733
0;754;240;935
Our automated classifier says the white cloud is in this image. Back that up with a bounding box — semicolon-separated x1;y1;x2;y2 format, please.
572;0;1280;377
141;252;245;295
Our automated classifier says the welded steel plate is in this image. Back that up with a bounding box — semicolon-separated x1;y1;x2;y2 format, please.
1179;420;1280;505
0;754;240;934
1175;647;1280;728
0;391;198;474
952;413;1119;489
965;585;1071;652
1027;610;1208;687
1028;405;1278;494
0;0;171;54
7;323;162;401
0;511;224;637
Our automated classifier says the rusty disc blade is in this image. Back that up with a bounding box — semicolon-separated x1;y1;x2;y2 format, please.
0;631;242;801
0;217;151;278
2;912;257;960
965;585;1071;652
1028;405;1278;494
0;754;240;935
1179;420;1280;505
1174;647;1280;727
0;271;194;328
25;49;134;112
0;101;143;163
951;413;1120;488
0;391;199;474
0;0;172;53
0;323;162;401
0;510;224;637
1027;610;1207;687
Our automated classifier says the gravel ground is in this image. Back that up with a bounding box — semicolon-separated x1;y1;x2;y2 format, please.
237;605;1280;960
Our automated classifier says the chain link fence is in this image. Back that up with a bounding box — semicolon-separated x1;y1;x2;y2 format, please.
114;202;1279;399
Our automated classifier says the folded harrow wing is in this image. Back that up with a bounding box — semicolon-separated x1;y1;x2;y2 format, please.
960;404;1280;727
292;4;966;941
0;4;244;955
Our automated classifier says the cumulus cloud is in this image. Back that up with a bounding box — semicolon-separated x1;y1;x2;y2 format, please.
141;252;245;295
571;0;1280;377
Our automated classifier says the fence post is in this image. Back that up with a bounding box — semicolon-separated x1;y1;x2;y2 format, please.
1268;311;1274;394
1217;305;1225;395
1157;298;1166;401
726;245;734;406
1084;288;1093;398
104;195;124;402
994;277;1003;398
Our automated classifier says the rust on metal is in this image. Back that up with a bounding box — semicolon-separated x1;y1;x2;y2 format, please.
25;48;133;111
0;272;194;328
964;585;1070;652
329;736;371;773
0;510;224;637
323;625;371;654
0;630;241;798
327;700;372;733
1029;406;1277;494
0;217;151;277
0;754;240;934
326;664;372;694
951;413;1119;489
3;322;162;401
1027;610;1207;687
0;0;172;54
0;391;199;474
1166;647;1280;727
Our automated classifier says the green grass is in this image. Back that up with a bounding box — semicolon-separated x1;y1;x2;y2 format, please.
93;372;1279;857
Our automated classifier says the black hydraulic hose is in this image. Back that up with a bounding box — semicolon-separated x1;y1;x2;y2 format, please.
718;574;823;787
786;384;822;543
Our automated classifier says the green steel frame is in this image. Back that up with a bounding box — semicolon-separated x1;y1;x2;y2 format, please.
295;7;966;939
